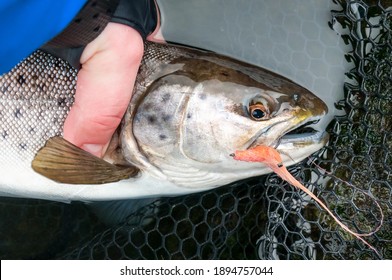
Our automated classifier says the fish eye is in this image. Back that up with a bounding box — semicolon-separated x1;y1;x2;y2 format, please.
249;103;270;121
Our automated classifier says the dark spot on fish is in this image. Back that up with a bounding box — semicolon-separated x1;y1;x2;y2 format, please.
74;18;82;23
91;1;97;7
227;104;247;117
162;114;171;122
93;13;99;19
1;85;8;94
57;97;66;107
199;93;207;100
14;108;22;118
187;113;192;119
17;75;25;85
220;71;229;77
143;103;153;111
161;93;171;103
147;115;156;124
159;134;167;140
93;26;100;32
1;130;8;139
19;143;27;150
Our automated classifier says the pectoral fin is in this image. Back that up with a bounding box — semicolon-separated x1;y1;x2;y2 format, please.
32;137;139;184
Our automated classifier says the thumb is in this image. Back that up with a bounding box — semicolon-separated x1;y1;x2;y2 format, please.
63;23;143;157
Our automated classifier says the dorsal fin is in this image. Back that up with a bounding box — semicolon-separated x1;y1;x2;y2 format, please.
32;137;139;184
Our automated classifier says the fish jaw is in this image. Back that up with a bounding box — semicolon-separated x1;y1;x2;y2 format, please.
273;91;329;165
276;131;329;166
249;91;329;168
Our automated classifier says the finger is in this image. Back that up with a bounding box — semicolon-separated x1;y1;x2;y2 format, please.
63;23;143;157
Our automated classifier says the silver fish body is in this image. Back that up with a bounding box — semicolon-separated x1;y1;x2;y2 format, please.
0;42;328;202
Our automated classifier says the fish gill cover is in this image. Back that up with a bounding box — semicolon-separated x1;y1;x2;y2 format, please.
1;0;391;259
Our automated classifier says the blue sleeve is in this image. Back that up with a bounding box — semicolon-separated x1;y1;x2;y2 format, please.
0;0;87;74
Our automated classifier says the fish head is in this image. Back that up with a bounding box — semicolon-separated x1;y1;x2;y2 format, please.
181;75;328;166
129;53;329;186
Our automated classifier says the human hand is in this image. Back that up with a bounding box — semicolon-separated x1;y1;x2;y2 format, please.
63;22;144;158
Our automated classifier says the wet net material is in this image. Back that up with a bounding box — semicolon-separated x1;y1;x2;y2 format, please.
1;0;391;260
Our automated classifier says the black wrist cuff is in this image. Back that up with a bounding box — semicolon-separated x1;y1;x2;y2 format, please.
111;0;157;40
41;0;118;69
40;0;157;69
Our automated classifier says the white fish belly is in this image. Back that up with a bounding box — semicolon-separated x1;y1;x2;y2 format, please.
0;147;212;202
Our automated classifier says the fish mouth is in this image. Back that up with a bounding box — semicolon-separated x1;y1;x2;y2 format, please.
276;120;329;150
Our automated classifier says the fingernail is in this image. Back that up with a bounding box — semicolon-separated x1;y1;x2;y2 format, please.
81;144;104;157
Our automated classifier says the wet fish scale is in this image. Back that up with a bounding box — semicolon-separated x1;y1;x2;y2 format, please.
0;51;76;162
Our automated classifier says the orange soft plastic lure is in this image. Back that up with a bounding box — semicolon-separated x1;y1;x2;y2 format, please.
232;145;382;257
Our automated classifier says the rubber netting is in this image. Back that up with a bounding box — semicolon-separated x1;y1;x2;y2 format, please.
1;0;391;259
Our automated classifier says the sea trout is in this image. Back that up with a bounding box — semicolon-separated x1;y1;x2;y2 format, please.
0;42;328;202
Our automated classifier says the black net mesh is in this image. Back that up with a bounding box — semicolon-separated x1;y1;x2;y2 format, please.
1;0;391;260
0;198;105;259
